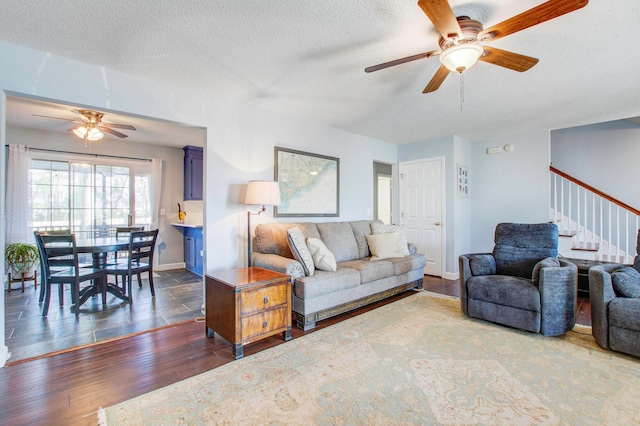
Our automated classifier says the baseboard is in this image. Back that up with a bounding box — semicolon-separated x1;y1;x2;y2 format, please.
156;262;185;272
443;271;459;281
0;345;11;368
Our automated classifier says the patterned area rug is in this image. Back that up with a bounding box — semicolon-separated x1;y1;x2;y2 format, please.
99;291;640;425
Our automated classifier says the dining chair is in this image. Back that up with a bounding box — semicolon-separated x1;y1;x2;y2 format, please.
105;229;159;303
34;229;72;305
112;226;145;287
36;233;106;317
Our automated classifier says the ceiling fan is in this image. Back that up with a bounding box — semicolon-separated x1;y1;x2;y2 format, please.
365;0;588;94
34;109;137;146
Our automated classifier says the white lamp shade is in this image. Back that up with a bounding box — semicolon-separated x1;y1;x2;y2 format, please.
87;127;104;141
245;181;281;206
439;44;484;73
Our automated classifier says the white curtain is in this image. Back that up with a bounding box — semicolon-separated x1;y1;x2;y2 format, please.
5;145;33;244
149;158;163;233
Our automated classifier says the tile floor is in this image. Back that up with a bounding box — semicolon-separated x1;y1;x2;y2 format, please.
4;269;203;362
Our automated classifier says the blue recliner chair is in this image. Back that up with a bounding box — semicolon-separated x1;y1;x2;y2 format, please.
589;229;640;357
459;223;578;336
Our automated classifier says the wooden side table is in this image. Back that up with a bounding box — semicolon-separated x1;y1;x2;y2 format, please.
205;267;292;359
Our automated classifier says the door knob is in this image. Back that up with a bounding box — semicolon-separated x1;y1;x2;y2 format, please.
435;221;441;226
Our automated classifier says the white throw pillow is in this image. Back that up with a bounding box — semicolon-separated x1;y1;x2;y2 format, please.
306;237;337;272
286;227;315;276
366;233;407;261
370;222;410;256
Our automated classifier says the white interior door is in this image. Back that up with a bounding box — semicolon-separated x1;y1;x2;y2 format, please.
399;158;444;276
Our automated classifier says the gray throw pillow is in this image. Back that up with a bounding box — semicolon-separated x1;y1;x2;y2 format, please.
286;227;315;276
469;254;496;276
531;257;561;285
611;267;640;298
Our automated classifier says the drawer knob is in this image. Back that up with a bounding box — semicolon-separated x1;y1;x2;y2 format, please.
262;321;268;328
263;296;269;304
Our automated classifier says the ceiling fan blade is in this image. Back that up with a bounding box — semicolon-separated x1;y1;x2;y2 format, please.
423;65;450;94
479;0;588;42
417;0;462;40
365;50;439;73
103;123;137;131
101;127;128;138
479;46;539;72
32;114;81;123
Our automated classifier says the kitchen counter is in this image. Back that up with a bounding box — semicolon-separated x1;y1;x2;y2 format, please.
171;223;203;228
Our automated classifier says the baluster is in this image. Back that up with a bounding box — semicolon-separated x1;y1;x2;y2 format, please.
608;203;612;260
599;196;603;261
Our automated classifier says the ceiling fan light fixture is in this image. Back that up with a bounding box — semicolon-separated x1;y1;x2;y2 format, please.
72;125;104;141
439;43;484;73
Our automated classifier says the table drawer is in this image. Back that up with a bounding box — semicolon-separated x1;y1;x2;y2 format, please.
241;283;288;315
241;306;289;341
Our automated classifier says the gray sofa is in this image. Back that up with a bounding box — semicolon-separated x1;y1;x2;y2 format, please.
251;220;426;330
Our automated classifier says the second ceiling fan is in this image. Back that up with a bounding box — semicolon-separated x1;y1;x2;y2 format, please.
365;0;588;94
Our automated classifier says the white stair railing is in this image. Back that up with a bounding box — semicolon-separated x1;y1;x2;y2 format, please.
550;166;639;264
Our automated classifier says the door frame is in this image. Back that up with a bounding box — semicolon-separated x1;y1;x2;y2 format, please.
399;156;446;278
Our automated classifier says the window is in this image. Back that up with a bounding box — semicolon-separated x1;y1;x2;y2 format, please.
30;158;152;237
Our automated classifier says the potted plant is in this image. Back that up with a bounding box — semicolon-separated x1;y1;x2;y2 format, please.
5;242;39;293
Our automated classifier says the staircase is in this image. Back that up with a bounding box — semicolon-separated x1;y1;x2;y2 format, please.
550;166;639;264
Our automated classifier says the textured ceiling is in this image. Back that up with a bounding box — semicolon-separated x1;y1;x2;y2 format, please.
2;0;640;145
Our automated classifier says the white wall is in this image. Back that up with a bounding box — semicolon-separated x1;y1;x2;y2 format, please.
452;136;471;270
5;125;187;269
0;41;398;365
397;130;551;276
470;130;551;253
551;120;640;209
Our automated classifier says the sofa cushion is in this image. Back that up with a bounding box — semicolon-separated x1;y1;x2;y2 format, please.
293;268;361;299
350;220;379;259
307;237;337;272
469;254;496;276
340;259;395;283
531;257;561;286
611;267;640;298
286;227;315;276
365;233;406;260
493;223;558;279
254;222;320;258
386;254;427;275
370;222;410;255
609;297;640;332
316;222;360;262
467;275;541;312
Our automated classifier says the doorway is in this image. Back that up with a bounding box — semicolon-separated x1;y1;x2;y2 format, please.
373;162;392;224
399;157;445;277
3;95;207;363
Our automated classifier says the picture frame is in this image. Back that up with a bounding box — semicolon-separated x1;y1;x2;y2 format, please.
457;164;469;197
274;147;339;217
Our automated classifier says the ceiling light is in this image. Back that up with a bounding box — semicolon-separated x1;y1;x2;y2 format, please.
439;44;484;73
72;125;104;142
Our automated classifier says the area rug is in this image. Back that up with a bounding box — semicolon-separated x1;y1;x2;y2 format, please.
99;291;640;425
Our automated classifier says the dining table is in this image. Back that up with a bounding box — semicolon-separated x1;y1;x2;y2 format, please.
73;236;132;308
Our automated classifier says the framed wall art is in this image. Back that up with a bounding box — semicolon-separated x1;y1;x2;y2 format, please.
457;164;469;197
274;147;339;217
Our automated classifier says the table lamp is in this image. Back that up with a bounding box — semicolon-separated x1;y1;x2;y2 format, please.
245;181;281;266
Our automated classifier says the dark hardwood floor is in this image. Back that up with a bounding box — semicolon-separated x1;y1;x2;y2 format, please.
0;275;591;425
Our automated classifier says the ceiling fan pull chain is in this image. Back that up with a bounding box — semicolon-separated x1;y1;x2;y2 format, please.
459;72;464;111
